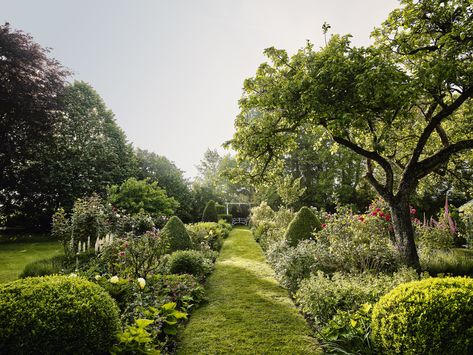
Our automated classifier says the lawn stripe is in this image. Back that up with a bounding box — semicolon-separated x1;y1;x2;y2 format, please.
177;227;320;354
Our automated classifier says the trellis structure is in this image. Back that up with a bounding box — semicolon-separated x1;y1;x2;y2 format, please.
225;202;253;226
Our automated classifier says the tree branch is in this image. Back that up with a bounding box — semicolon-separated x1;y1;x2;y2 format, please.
416;139;473;180
330;134;394;193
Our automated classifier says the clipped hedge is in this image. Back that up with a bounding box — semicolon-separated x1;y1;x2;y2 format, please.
284;206;321;247
0;275;120;354
167;250;214;280
202;200;218;222
371;277;473;355
162;216;193;252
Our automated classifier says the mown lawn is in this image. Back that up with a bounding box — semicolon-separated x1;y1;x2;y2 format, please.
0;240;63;283
177;227;320;354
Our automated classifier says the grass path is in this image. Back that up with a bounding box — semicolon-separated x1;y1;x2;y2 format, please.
177;227;320;354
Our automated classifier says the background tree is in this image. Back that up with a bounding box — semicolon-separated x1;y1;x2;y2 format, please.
107;178;178;220
0;23;70;227
230;0;473;268
135;148;193;222
50;81;137;206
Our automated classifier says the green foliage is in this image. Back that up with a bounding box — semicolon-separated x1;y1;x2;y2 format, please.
135;148;194;223
459;202;473;248
166;250;214;280
276;176;306;207
20;255;66;278
268;239;319;293
0;275;120;354
118;209;156;236
295;268;420;329
284;207;320;247
320;303;375;355
97;230;168;278
186;221;229;251
112;318;160;355
161;216;193;252
314;208;399;273
416;223;455;250
217;214;232;224
371;277;473;355
202;200;218;222
115;302;188;354
108;178;178;220
419;248;473;276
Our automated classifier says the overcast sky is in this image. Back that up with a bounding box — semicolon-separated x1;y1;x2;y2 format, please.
2;0;399;178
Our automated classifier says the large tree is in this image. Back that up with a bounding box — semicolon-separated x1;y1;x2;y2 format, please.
0;23;70;227
230;0;473;268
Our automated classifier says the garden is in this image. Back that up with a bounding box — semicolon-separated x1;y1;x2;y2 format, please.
1;0;473;354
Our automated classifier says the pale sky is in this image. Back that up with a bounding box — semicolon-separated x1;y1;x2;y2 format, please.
2;0;399;178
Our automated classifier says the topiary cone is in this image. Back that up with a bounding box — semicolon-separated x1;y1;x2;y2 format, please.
284;206;321;247
162;216;193;252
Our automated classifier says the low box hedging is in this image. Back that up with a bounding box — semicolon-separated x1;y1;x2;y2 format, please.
371;277;473;355
0;275;121;354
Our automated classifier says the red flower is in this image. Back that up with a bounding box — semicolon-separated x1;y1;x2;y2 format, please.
385;214;391;222
379;212;385;217
371;211;378;216
322;223;327;229
358;216;365;222
375;207;381;212
119;251;125;257
410;208;417;215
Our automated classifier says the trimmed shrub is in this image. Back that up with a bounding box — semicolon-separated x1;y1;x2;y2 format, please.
284;206;320;247
166;250;214;280
295;267;420;329
202;200;218;222
0;275;120;354
371;277;473;355
20;255;67;278
216;204;226;215
161;216;193;252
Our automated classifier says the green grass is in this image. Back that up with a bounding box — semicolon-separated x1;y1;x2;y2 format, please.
0;240;63;283
420;248;473;276
177;227;320;354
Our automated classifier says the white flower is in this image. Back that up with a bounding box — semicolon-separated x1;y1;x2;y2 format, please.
69;273;77;277
95;275;101;281
137;277;146;289
110;275;119;284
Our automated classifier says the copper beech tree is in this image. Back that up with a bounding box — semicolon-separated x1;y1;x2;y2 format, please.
229;0;473;268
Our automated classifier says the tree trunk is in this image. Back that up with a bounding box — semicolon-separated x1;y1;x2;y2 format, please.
389;199;420;270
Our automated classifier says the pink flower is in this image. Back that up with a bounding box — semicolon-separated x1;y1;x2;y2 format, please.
375;207;381;212
410;208;417;215
119;251;125;257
